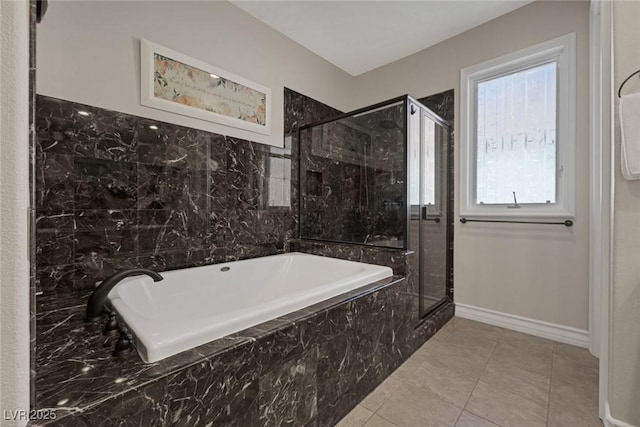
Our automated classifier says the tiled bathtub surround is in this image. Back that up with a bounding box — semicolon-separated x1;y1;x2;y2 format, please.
34;276;454;426
34;89;340;295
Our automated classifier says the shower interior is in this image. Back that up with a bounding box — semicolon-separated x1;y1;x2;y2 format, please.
299;95;452;318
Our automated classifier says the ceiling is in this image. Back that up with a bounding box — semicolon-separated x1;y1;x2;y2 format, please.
231;0;533;76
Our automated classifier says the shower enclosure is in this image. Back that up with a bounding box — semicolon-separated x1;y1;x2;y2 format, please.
299;95;452;318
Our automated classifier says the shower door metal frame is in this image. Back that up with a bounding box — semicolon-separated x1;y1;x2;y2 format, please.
406;96;453;320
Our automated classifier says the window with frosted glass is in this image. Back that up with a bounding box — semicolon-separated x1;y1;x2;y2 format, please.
475;62;557;205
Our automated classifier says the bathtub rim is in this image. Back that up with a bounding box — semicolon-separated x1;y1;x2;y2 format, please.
108;252;394;363
110;272;404;369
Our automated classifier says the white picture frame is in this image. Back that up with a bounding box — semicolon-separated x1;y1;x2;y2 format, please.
140;39;272;135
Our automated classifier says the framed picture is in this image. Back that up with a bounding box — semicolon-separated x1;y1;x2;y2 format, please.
140;39;271;135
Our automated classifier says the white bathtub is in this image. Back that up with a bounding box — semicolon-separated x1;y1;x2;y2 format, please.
108;252;393;363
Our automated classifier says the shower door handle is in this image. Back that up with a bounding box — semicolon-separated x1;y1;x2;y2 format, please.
421;206;440;223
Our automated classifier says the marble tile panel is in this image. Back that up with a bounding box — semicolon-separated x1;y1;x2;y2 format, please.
136;209;209;254
35;211;75;231
165;353;259;427
137;165;209;212
36;228;74;267
227;137;270;210
36;95;137;162
136;117;214;171
258;347;319;426
35;152;75;213
74;227;137;264
74;209;136;232
74;157;137;210
73;255;138;291
36;264;76;294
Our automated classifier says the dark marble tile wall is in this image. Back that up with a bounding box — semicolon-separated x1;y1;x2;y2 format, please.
33;276;453;426
290;239;408;276
299;103;406;247
284;88;343;240
34;89;340;296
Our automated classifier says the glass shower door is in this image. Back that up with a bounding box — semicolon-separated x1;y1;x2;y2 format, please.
419;113;449;317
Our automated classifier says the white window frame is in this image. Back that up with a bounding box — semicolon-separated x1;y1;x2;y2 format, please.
460;33;576;220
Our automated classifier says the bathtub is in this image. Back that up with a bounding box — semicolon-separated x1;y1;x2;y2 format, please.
108;252;393;363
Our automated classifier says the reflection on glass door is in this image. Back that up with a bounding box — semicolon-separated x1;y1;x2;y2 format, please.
419;113;449;317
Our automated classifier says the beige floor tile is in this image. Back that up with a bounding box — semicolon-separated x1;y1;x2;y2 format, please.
336;405;374;427
360;375;403;412
479;357;550;404
490;341;553;377
465;382;548;427
438;328;498;359
409;364;478;407
455;411;501;427
377;382;462;427
553;342;599;369
552;355;599;392
363;414;397;427
430;320;458;342
499;329;554;356
548;378;602;427
453;319;504;342
417;340;490;380
390;352;426;382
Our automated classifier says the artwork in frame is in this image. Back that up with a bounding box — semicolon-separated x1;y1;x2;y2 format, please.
140;39;271;135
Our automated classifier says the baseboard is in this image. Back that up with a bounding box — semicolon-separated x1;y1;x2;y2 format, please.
455;304;589;348
604;401;640;427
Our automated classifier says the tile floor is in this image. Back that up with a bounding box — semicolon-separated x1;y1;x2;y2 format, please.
337;317;601;427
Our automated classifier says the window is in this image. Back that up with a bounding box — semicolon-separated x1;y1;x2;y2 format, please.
460;34;576;219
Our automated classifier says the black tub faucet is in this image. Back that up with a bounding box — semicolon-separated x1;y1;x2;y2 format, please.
85;268;163;322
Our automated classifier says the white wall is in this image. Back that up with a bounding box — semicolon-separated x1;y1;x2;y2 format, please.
611;1;640;424
0;0;32;425
36;1;357;147
352;0;591;333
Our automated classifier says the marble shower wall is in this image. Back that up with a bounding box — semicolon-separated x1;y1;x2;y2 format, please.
34;89;341;295
299;102;406;247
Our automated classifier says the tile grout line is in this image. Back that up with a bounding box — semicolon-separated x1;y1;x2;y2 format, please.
359;405;376;427
374;410;398;427
460;328;503;424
